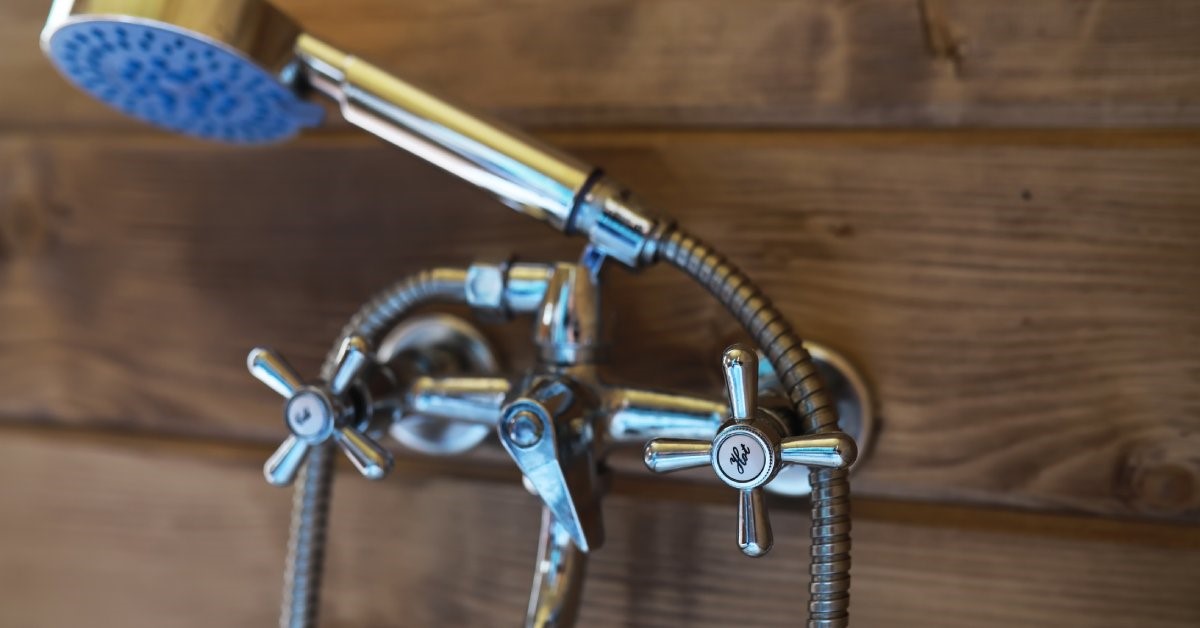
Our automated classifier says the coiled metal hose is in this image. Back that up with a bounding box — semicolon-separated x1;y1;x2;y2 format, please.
280;269;469;628
653;227;851;628
281;442;333;628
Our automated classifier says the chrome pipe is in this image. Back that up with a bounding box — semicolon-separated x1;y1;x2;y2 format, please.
406;376;510;425
604;388;724;445
533;264;602;365
527;509;587;628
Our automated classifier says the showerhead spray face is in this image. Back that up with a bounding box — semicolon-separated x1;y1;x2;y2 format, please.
41;0;322;143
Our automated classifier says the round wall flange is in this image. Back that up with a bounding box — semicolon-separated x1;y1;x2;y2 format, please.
760;342;875;497
376;314;502;455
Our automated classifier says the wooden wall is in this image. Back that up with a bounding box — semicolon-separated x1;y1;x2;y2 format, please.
1;1;1198;626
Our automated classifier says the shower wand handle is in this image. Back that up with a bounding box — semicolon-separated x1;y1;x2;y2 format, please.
296;33;588;227
292;35;660;269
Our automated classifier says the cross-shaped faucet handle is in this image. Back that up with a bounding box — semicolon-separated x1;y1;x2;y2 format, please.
247;335;394;486
643;345;857;557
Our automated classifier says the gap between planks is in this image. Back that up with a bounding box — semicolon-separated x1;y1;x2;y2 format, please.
5;420;1196;551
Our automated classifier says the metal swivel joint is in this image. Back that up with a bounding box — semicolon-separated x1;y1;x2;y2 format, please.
247;335;394;486
643;345;857;557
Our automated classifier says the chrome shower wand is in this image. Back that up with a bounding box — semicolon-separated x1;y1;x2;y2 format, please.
41;2;857;626
41;0;656;268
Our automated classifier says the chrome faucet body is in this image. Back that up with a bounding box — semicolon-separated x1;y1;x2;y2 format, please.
263;255;867;626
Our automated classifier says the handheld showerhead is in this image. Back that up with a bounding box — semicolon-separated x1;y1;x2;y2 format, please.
41;1;322;143
42;0;658;266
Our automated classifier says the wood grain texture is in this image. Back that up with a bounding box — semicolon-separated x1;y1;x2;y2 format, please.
1;131;1198;522
5;0;1200;131
0;428;1196;628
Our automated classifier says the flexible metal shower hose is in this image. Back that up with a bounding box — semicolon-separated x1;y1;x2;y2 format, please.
281;269;469;628
282;442;333;628
653;227;852;628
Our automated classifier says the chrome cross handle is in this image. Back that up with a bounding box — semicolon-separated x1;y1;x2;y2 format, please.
247;335;394;486
643;345;857;557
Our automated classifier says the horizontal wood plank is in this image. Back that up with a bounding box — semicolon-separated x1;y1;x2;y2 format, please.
0;428;1196;628
4;0;1200;131
0;131;1198;522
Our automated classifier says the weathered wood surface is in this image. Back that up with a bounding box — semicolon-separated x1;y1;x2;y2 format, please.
3;2;1199;625
0;428;1196;628
5;0;1200;131
1;131;1198;522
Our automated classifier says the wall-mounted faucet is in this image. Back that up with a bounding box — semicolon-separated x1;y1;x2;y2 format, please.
40;1;871;626
242;256;870;626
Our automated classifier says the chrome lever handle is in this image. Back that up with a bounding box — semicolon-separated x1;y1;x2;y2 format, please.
263;435;310;487
334;426;391;480
248;346;305;398
738;487;772;558
643;344;857;557
643;439;712;473
780;433;857;468
248;335;395;486
329;335;371;397
722;345;757;421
